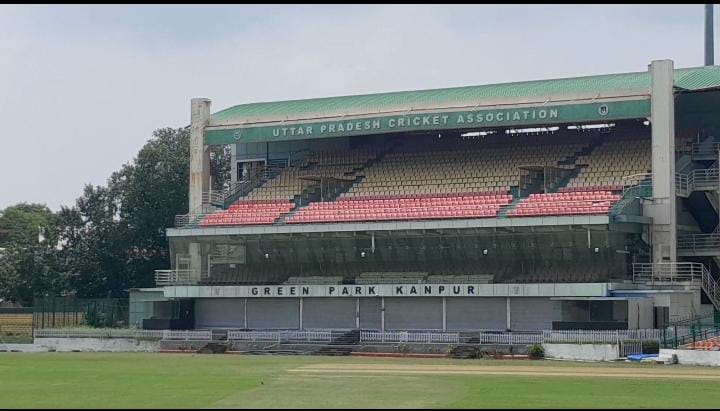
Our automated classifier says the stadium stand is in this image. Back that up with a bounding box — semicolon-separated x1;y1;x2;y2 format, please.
198;131;654;226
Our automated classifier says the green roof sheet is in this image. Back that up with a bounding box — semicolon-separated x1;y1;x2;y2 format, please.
209;65;720;127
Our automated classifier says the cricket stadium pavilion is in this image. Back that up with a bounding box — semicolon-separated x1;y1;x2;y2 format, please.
130;60;720;334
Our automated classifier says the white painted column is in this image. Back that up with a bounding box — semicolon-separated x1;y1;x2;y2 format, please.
299;298;303;330
381;297;385;332
442;297;447;331
506;297;511;330
244;298;248;329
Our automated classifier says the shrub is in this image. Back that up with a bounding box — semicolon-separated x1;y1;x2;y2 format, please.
528;344;545;359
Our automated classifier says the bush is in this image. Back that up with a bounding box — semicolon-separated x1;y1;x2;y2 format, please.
528;344;545;359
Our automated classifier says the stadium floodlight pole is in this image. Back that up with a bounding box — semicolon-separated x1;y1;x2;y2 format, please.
706;4;714;66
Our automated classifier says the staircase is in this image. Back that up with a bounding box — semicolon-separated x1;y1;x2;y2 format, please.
449;345;479;359
329;329;360;345
701;267;720;312
314;329;360;356
496;196;523;218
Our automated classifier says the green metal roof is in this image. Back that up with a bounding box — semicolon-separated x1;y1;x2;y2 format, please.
209;66;720;127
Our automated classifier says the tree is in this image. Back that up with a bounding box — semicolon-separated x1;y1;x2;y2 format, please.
0;203;53;247
0;127;232;301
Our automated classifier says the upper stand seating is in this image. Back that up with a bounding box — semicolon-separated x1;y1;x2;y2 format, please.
287;192;513;224
198;200;293;226
507;190;621;217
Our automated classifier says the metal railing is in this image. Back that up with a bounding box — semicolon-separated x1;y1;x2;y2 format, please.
163;330;213;340
154;270;200;286
677;233;720;255
477;331;542;345
542;329;663;344
691;142;720;160
227;330;332;343
676;168;719;196
632;262;707;284
33;328;212;340
359;331;460;344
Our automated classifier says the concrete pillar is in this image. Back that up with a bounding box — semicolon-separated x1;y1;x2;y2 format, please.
442;297;447;332
244;298;248;329
356;298;360;329
506;298;511;330
381;297;385;332
299;298;303;330
189;98;212;214
646;60;677;263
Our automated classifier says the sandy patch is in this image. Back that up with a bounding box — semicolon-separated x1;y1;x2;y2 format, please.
289;363;720;380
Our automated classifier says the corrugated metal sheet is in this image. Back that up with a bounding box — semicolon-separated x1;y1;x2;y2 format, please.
209;66;720;127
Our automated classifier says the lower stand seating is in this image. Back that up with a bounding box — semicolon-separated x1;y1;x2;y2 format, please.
199;200;293;226
288;192;513;224
507;190;621;217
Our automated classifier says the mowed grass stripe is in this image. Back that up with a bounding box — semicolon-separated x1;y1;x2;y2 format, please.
2;353;720;409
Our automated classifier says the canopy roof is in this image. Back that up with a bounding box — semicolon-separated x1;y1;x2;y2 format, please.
209;66;720;128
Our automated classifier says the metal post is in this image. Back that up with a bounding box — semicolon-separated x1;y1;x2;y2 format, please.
706;4;715;66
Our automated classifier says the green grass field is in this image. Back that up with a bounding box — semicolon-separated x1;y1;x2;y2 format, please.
1;353;720;408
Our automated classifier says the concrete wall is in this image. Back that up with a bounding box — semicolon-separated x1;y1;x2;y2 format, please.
384;298;443;330
303;298;356;329
511;298;561;330
195;298;246;328
446;298;506;331
129;290;167;328
33;338;161;352
544;343;620;361
627;298;654;329
660;349;720;366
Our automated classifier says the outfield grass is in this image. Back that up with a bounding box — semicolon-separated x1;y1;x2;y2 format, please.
1;353;719;408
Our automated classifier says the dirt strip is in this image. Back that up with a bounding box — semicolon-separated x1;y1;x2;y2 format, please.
288;363;720;380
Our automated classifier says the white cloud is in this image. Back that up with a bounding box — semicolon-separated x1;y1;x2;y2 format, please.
0;5;712;210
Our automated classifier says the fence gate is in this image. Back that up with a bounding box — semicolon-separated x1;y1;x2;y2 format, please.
619;340;646;357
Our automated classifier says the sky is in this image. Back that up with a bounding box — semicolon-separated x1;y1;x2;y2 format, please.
0;4;716;211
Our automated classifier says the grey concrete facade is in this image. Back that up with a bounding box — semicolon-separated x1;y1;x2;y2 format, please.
647;59;677;263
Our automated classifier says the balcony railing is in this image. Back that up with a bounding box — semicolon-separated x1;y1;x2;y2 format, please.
691;142;720;160
677;233;720;255
632;262;707;284
154;269;200;286
676;168;719;196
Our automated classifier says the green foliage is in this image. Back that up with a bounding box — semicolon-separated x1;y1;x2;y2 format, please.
527;344;545;359
0;127;231;302
0;203;53;247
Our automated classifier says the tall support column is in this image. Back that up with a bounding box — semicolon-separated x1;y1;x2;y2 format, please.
442;297;447;332
646;60;677;263
381;297;385;332
506;298;511;330
299;298;303;330
189;98;211;214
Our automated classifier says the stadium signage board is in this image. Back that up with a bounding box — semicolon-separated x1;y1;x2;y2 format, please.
174;283;534;298
205;99;650;145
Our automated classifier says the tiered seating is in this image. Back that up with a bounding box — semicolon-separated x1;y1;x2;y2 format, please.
355;272;428;284
284;276;343;285
345;136;588;198
287;192;513;224
245;148;383;202
426;275;494;284
199;200;293;226
567;136;651;190
507;190;621;217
